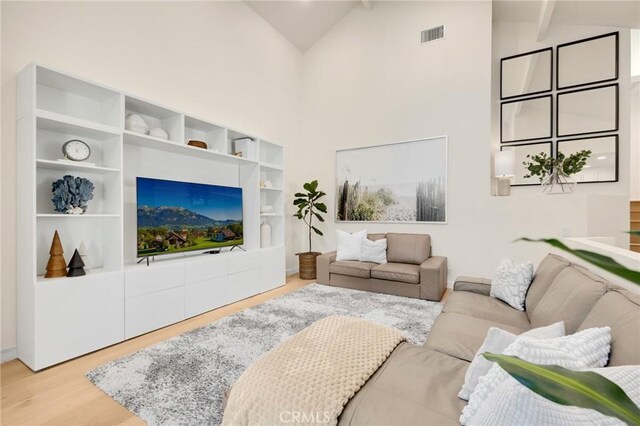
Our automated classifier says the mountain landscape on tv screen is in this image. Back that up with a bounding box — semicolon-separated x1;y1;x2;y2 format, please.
137;205;243;256
137;205;238;228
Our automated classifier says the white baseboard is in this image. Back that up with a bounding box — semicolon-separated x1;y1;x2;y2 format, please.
1;347;17;363
286;266;299;276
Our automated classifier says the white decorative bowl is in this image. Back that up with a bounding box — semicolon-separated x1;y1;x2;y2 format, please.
149;127;169;140
125;114;149;134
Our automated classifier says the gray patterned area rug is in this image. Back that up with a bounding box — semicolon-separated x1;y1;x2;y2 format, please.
87;283;443;426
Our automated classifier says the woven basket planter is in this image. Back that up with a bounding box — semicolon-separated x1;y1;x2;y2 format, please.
296;252;321;280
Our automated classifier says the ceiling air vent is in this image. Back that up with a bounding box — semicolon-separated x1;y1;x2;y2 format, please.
421;25;445;44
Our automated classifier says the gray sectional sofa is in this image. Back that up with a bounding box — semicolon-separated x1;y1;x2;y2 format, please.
336;253;640;425
317;233;448;301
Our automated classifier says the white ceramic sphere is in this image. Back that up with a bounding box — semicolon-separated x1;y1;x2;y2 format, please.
149;127;169;140
125;114;149;134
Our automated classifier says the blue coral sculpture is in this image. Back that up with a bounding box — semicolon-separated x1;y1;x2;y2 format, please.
51;175;95;214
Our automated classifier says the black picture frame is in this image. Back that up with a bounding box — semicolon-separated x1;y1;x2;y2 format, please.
557;32;619;91
500;94;553;144
500;47;553;100
501;141;553;187
556;135;618;184
556;83;618;138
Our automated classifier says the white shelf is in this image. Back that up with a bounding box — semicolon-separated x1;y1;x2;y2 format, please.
260;186;282;191
35;109;121;137
260;162;283;171
260;213;282;217
36;159;120;174
124;130;258;166
36;213;120;218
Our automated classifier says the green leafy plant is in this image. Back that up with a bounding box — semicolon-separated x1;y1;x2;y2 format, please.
483;235;640;423
482;354;640;425
523;150;592;181
293;180;327;253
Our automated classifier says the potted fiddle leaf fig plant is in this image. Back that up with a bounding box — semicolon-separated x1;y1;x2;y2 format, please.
523;150;591;194
293;180;327;279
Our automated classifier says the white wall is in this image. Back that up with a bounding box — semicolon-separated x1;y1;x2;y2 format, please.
1;1;302;356
292;1;629;281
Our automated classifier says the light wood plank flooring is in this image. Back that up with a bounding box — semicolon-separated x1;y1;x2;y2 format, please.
1;277;449;425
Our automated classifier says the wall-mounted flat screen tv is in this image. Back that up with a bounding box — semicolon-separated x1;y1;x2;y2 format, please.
136;177;243;257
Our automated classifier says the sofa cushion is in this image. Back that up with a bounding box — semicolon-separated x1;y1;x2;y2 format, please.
525;253;571;315
371;263;420;284
386;233;431;265
529;265;607;334
329;261;377;278
423;312;529;362
367;233;386;242
578;289;640;367
443;291;531;330
338;343;468;426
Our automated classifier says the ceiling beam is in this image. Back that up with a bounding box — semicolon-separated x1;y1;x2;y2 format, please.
536;0;557;41
361;0;372;11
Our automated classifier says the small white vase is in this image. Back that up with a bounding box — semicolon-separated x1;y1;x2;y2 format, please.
125;114;149;134
149;127;168;140
261;221;272;248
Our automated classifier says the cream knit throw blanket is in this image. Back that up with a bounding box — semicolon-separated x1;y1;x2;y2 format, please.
222;316;406;426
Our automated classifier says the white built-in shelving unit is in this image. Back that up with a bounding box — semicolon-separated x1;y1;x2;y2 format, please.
16;63;285;370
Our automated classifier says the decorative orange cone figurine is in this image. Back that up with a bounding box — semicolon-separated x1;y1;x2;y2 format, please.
45;230;67;278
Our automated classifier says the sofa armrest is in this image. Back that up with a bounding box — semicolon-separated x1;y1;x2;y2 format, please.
317;251;337;284
453;276;492;296
419;256;447;301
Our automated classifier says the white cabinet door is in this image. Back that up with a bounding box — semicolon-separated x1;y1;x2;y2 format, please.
35;271;124;370
228;268;261;303
185;255;227;284
125;286;185;339
228;250;260;274
185;276;229;318
125;262;184;298
260;246;285;292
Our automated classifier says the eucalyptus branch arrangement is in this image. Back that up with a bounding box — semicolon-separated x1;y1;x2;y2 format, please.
523;150;592;181
293;180;327;253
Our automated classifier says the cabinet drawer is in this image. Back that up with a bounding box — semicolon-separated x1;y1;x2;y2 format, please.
228;251;260;274
185;255;227;284
125;262;184;298
228;268;261;302
185;276;229;318
125;286;185;339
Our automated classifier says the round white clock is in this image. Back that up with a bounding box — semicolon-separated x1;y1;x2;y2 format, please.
62;139;91;162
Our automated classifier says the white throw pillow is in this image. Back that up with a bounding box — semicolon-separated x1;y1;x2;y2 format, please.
465;365;640;426
336;229;367;261
490;258;534;311
461;326;612;425
360;238;387;264
458;321;565;401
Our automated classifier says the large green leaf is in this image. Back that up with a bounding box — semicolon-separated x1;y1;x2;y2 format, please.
483;353;640;425
303;180;318;193
519;238;640;285
312;226;323;236
313;212;325;222
315;202;328;213
294;192;307;198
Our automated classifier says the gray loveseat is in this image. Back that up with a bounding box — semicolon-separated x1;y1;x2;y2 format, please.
337;253;640;425
317;233;448;301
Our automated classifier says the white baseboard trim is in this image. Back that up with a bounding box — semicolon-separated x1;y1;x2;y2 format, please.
447;280;454;289
1;347;17;363
286;266;299;276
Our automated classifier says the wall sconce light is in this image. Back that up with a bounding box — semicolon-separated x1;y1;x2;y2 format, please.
495;150;515;196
